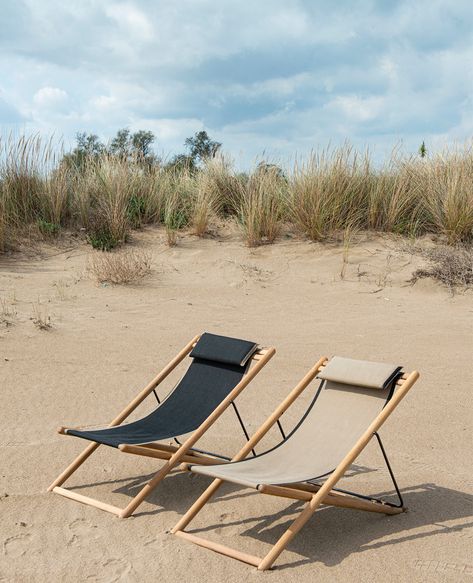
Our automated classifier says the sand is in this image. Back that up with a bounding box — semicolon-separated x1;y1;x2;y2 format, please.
1;228;472;582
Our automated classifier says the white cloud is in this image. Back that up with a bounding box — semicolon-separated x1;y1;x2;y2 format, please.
325;95;385;122
105;2;153;40
90;95;117;111
33;86;68;108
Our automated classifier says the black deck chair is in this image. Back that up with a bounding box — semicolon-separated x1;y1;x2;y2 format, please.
48;333;275;518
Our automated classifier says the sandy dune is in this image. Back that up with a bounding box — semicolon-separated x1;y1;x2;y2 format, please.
1;228;472;582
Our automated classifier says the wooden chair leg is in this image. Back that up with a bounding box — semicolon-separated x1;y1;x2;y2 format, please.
47;442;100;491
171;477;225;533
257;498;321;570
48;336;200;493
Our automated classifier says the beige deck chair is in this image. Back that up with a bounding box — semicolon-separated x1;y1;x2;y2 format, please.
172;356;419;570
48;333;275;518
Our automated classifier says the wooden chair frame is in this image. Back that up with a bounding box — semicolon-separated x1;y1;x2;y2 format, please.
172;357;419;570
48;335;275;519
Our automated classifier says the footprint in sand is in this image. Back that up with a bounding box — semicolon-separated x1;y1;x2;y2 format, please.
85;558;132;582
3;533;31;558
67;518;100;547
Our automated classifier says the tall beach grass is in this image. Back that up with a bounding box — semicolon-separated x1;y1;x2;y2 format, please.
1;135;472;252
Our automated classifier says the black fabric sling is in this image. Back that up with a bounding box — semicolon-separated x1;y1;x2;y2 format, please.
66;333;258;448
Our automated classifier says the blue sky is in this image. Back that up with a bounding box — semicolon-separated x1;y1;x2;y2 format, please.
1;0;472;166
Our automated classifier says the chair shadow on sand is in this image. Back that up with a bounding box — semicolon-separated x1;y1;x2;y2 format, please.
233;482;473;570
69;463;473;570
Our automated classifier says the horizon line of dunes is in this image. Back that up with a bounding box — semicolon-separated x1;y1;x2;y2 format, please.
0;135;472;252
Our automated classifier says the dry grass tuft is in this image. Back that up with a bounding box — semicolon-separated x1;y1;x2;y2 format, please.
239;164;286;246
421;147;473;244
411;245;473;292
0;295;17;327
32;300;52;330
368;155;422;235
192;168;218;237
88;249;152;284
339;224;359;280
289;146;370;241
162;171;194;245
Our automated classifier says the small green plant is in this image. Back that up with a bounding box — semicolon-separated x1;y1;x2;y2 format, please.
163;186;191;246
87;228;119;251
164;209;187;246
165;209;188;231
38;218;60;237
127;194;147;228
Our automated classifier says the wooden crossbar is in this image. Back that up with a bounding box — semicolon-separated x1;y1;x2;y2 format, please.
174;530;262;567
53;487;122;516
257;483;403;514
118;444;226;466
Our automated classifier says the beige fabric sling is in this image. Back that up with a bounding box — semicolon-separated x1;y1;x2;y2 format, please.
191;357;401;488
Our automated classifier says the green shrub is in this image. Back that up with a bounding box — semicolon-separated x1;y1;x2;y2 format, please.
38;219;60;237
87;228;119;251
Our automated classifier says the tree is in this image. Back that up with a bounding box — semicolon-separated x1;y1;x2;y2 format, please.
62;128;158;170
419;141;427;158
132;130;155;159
61;132;105;169
110;128;157;165
165;131;221;172
109;128;132;158
184;131;221;165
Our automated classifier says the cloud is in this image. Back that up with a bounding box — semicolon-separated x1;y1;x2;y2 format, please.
105;3;153;40
0;0;472;165
33;86;68;109
325;96;385;123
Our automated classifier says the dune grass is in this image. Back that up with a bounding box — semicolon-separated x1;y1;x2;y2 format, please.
411;245;473;292
1;136;472;253
239;164;287;246
289;147;371;240
88;248;152;284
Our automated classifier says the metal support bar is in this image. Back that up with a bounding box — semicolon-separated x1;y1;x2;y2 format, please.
231;401;256;457
373;431;404;508
276;419;286;440
309;432;404;509
173;400;258;459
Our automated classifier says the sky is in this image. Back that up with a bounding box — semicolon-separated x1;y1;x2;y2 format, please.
1;0;472;167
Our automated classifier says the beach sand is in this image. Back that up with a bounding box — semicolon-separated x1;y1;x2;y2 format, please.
1;228;472;582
